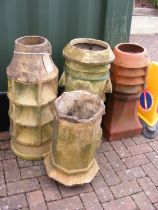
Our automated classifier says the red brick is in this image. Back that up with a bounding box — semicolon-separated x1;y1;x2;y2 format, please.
138;177;158;203
146;152;158;169
80;192;103;210
99;165;121;186
117;166;145;181
91;175;114;203
96;153;107;166
39;176;61;202
132;135;151;144
121;138;136;148
59;182;92;199
0;151;5;160
111;141;131;158
0;171;4;181
0;161;4;181
96;153;120;186
47;196;83;210
128;143;152;155
110;180;141;198
3;159;21;182
42;185;61;202
27;190;47;210
0;149;16;160
154;203;158;209
122;154;149;168
0;132;10;141
142;163;158;186
4;149;16;159
97;141;113;153
104;151;126;172
7;178;40;195
132;192;155;210
33;160;43;166
149;141;158;153
0;140;10;150
0;194;27;210
0;180;7;197
20;208;29;210
95;170;101;177
17;158;33;168
39;175;55;185
0;160;3;171
103;196;137;210
21;165;46;179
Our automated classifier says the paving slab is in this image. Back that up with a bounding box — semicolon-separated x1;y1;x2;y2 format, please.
130;34;158;61
0;132;158;209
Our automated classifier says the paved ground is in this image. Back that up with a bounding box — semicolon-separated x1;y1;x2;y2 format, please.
130;34;158;61
1;34;158;210
1;135;158;210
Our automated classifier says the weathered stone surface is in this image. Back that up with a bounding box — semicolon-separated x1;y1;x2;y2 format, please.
45;90;105;186
60;38;115;101
7;36;58;160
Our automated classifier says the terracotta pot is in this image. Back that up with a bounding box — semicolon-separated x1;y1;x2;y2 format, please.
102;43;150;141
111;43;150;94
7;36;58;160
44;90;105;186
111;83;145;94
59;38;115;101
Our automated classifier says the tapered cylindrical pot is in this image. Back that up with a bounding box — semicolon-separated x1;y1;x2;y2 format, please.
7;36;58;160
59;38;115;101
102;43;150;141
44;90;105;186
